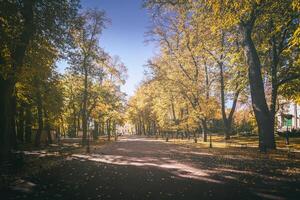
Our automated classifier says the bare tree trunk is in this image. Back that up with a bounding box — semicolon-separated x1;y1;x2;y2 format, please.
77;111;81;137
17;103;25;143
0;77;14;161
219;60;230;139
101;121;105;136
204;61;210;99
35;87;43;147
93;120;99;139
201;119;208;142
227;90;239;135
10;94;17;149
25;104;32;143
107;119;111;141
138;117;142;135
218;34;240;140
153;121;157;136
82;69;88;145
135;124;138;135
73;105;77;137
270;31;279;136
113;121;117;141
241;21;275;150
44;109;52;145
142;120;146;135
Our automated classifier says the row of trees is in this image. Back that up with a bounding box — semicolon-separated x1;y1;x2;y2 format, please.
127;0;300;150
0;1;126;161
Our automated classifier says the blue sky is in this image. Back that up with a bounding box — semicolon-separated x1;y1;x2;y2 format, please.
57;0;156;97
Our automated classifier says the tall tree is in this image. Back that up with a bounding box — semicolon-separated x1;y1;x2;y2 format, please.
145;0;299;150
68;9;106;145
0;0;79;160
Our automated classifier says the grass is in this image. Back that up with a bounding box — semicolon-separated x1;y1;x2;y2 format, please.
162;135;300;167
165;134;300;150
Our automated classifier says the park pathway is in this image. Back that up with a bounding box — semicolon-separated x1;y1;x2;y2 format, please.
3;135;300;200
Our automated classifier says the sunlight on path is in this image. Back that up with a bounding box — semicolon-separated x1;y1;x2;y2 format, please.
71;153;222;183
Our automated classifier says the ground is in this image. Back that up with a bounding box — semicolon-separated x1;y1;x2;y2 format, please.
1;135;300;200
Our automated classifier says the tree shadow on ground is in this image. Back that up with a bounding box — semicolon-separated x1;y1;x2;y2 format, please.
2;136;300;200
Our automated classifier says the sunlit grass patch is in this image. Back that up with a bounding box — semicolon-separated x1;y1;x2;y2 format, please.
165;135;300;150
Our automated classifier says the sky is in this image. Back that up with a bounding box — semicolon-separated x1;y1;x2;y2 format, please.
57;0;156;97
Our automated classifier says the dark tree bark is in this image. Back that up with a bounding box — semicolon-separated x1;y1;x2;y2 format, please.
35;87;43;147
0;0;34;161
219;61;229;139
240;16;276;150
17;104;25;143
201;119;208;142
269;34;279;137
77;111;81;137
107;119;111;141
56;126;60;143
10;94;17;149
204;61;210;99
93;120;99;139
138;117;142;135
227;90;239;133
82;68;88;145
153;120;157;136
101;121;105;136
44;109;52;145
220;64;240;140
25;104;32;143
142;119;146;135
112;121;117;141
217;33;240;140
73;105;77;137
0;78;14;161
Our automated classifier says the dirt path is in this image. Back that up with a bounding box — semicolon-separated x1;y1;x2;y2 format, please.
2;135;300;200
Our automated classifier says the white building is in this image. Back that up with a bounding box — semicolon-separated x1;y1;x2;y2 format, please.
277;101;300;131
116;123;135;135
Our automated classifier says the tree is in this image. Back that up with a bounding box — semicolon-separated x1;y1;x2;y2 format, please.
0;0;79;160
68;9;106;145
144;0;299;151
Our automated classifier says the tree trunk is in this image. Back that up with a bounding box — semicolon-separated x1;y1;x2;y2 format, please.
73;106;77;137
17;104;25;143
35;87;43;147
201;119;208;142
10;94;17;149
0;78;14;161
25;104;32;143
241;23;275;150
44;109;52;145
226;89;239;136
218;35;240;140
77;111;81;137
142;120;146;135
219;61;230;140
138;117;142;135
82;70;88;145
0;0;34;161
107;119;111;141
135;123;138;135
93;120;99;139
101;121;105;136
54;126;59;144
270;32;279;136
113;121;117;141
204;61;210;99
